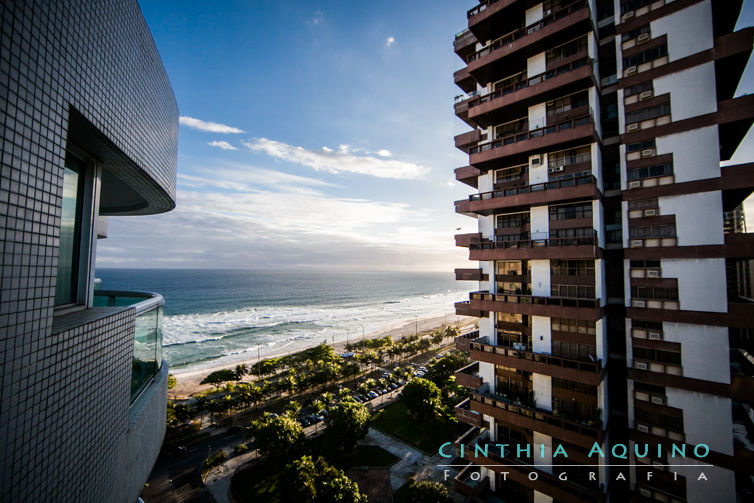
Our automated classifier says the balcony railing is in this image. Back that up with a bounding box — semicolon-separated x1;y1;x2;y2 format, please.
468;174;595;201
467;1;588;61
469;230;598;250
94;290;164;403
470;339;602;373
455;330;481;351
469;290;600;309
469;113;592;155
466;57;592;109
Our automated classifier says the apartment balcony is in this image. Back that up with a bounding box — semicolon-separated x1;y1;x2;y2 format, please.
456;232;483;247
469;337;604;386
721;162;754;212
468;231;600;261
92;290;165;403
467;1;592;85
454;361;484;388
455;165;482;188
466;56;595;128
466;0;520;40
454;463;489;498
469;386;604;448
469;113;597;170
454;65;476;93
455;301;488;318
718;94;754;161
454;91;478;127
455;129;485;152
455;268;489;282
456;174;599;216
627;298;754;329
455;330;481;352
455;396;484;427
454;29;478;61
467;290;603;321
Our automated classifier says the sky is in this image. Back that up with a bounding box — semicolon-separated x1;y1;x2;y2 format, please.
95;0;754;272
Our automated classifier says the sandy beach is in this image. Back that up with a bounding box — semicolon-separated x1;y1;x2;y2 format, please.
170;312;476;398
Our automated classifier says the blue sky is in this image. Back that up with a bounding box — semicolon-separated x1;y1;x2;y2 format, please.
95;0;754;271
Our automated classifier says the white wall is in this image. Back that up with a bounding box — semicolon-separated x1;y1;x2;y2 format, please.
530;153;549;184
623;257;632;307
595;317;607;362
661;258;727;312
531;259;551;296
480;260;493;293
480;312;496;343
533;431;553;474
479;361;495;391
527;52;547;78
478;171;493;192
479;214;494;240
597;378;608;427
666;389;733;455
534;492;554;503
665;460;735;503
591;143;603;191
533;374;552;410
593;199;605;248
654;62;718;121
651;1;714;61
663;322;730;383
656;126;720;182
526;3;544;26
588;86;601;139
659;192;724;246
530;206;549;239
529;102;547;130
595;259;606;306
532;315;551;354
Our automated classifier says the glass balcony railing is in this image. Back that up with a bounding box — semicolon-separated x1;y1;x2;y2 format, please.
94;290;164;403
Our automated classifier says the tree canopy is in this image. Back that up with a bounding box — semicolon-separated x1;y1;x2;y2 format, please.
401;378;442;420
248;413;304;464
325;400;371;453
279;456;367;503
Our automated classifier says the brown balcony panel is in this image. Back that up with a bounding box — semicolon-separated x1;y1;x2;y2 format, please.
628;367;737;399
465;175;599;215
470;119;596;170
470;294;603;322
627;304;754;329
468;3;592;85
724;232;754;258
455;268;488;281
455;129;483;150
454;464;489;497
455;330;480;352
470;242;600;261
467;0;520;41
456;232;482;247
470;394;603;449
455;165;481;188
454;29;479;60
454;66;476;93
455;397;484;427
718;94;754;161
455;362;484;388
721;162;754;211
456;301;487;318
469;345;604;385
468;61;595;127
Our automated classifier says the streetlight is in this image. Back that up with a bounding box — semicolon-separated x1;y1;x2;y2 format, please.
356;323;366;348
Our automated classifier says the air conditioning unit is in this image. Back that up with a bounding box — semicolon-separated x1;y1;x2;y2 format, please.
633;300;647;308
630;239;644;247
544;9;552;16
646;270;660;278
555;166;565;172
622;11;635;22
639;488;652;498
644;209;657;217
624;65;637;76
637;33;651;44
641;148;656;157
648;331;662;340
651;396;664;405
627;123;640;132
628;180;642;189
639;90;654;101
548;166;556;174
637;423;649;432
530;155;542;166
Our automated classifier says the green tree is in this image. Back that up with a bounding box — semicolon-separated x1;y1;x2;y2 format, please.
403;480;452;503
248;413;304;465
286;400;302;416
167;373;177;390
401;378;442;420
194;395;207;426
234;364;248;380
279;456;367;503
325;400;371;453
200;369;237;390
424;352;470;387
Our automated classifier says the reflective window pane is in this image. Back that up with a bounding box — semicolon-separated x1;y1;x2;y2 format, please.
55;156;85;306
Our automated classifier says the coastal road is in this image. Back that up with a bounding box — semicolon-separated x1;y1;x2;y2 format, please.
141;429;245;503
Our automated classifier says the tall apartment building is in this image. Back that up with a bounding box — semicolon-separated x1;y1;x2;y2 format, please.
0;1;177;501
450;1;754;502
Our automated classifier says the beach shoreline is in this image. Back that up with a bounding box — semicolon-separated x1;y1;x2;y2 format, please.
170;312;476;398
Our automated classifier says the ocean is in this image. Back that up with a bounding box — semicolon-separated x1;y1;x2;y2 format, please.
96;269;471;373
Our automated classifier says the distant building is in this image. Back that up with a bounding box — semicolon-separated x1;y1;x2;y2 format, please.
451;1;754;502
0;1;177;501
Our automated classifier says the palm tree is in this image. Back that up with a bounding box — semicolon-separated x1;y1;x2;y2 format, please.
194;395;207;427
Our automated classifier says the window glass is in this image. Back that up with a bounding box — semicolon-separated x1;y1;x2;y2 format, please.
55;155;85;306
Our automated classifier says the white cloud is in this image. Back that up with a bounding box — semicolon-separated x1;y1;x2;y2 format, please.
375;149;391;157
208;140;238;150
179;116;245;134
310;11;324;25
386;36;395;47
242;138;429;179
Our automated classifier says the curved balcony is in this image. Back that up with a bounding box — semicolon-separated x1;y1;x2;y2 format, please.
470;387;604;449
94;290;164;403
455;268;489;281
469;337;604;385
454;66;476;93
455;300;488;318
455;165;482;188
455;129;485;152
467;1;592;85
455;330;481;352
469;113;597;170
468;290;603;321
455;397;484;426
466;56;595;127
454;29;478;61
456;174;599;216
468;231;600;260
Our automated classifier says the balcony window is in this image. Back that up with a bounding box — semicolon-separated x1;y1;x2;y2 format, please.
626;138;656;153
548;145;592;168
498;330;532;351
634;407;683;432
55;156;86;306
553;340;596;360
634;346;681;365
549;201;593;220
629;224;675;239
551;259;595;277
496;260;530;276
495;117;529;140
546;35;588;66
494;164;528;186
552;377;598;395
631;286;678;301
497;211;530;228
547;90;589;118
623;43;668;69
551;317;596;336
627;162;673;181
552;284;596;298
625;102;671;125
621;0;655;15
